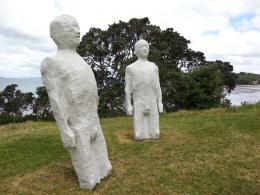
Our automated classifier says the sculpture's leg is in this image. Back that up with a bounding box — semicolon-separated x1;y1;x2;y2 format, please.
91;128;112;178
143;115;151;138
134;102;155;140
150;106;160;139
133;107;143;140
69;129;97;190
134;112;143;140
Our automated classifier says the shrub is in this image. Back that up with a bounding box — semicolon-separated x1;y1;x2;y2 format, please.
0;114;25;125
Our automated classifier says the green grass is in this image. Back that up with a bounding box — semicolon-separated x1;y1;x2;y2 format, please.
0;105;259;194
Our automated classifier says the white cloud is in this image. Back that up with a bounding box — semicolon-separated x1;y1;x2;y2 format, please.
191;28;260;73
0;0;260;77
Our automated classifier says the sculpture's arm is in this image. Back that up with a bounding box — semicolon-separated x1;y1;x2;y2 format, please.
41;59;75;149
155;65;163;113
125;67;133;115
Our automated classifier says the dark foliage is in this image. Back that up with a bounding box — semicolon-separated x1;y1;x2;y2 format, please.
236;72;260;85
0;113;25;125
0;84;34;115
32;86;54;120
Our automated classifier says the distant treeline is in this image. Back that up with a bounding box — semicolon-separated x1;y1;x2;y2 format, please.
236;72;260;85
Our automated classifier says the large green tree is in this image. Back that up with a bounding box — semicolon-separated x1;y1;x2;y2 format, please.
77;17;207;114
207;60;237;93
185;65;224;108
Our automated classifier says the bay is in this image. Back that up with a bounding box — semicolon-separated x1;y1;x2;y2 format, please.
226;85;260;106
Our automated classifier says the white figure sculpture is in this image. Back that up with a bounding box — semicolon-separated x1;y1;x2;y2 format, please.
125;39;163;140
40;15;112;190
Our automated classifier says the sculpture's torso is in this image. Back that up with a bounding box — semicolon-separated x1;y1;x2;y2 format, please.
50;51;99;128
128;61;158;102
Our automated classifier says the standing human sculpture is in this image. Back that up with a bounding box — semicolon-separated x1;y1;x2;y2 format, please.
125;40;163;140
40;14;112;190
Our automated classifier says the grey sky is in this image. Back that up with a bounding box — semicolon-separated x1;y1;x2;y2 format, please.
0;0;260;77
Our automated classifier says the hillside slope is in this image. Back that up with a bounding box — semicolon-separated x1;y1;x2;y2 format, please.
0;105;259;194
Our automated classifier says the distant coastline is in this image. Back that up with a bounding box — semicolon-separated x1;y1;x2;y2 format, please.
1;77;260;105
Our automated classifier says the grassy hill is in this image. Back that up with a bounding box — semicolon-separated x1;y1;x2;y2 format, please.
0;105;259;194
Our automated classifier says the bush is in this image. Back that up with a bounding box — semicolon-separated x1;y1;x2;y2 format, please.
0;114;25;125
23;114;55;121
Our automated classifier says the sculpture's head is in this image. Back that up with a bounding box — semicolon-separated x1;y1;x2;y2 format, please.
50;14;80;50
134;39;149;59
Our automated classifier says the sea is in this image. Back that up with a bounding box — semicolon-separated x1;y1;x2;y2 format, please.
0;77;260;105
225;85;260;105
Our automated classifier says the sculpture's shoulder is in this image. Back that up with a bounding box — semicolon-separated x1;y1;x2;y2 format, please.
41;56;55;75
126;61;140;72
41;56;63;77
149;61;158;70
125;62;136;74
126;62;136;70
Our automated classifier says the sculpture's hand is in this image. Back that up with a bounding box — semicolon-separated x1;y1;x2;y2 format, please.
127;105;133;116
90;128;98;141
158;103;163;113
61;128;76;149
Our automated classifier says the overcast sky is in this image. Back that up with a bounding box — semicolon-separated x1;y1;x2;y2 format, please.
0;0;260;77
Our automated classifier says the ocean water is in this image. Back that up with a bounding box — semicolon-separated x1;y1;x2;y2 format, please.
226;85;260;105
1;78;260;105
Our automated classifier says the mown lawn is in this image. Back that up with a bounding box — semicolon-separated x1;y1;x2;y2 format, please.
0;105;259;194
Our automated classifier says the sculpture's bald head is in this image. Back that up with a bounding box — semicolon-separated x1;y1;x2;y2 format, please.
134;39;149;59
50;14;80;49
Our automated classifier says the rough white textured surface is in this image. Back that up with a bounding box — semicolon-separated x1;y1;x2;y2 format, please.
40;14;112;190
125;40;163;140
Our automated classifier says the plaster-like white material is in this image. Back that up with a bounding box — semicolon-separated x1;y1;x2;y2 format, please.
125;40;163;140
40;15;112;190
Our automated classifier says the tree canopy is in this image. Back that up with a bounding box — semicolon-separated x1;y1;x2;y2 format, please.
77;17;236;114
0;84;34;115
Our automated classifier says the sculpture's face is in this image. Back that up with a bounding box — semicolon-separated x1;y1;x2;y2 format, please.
50;15;80;49
62;22;80;48
135;40;149;58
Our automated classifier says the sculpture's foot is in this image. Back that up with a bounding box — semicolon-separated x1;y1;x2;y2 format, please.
105;164;112;176
153;131;160;139
134;136;142;141
134;132;144;140
80;180;97;190
134;133;160;140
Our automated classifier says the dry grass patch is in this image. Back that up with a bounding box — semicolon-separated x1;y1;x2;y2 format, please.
1;160;80;195
114;129;134;144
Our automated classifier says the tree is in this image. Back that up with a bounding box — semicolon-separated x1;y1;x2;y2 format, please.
0;84;34;115
185;65;225;109
208;60;237;93
77;17;207;114
32;86;53;119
